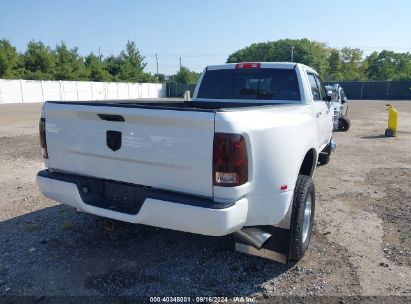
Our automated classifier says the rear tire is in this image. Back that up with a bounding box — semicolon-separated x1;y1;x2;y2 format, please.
338;116;351;132
290;175;315;261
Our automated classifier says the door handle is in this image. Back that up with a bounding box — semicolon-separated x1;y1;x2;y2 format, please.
316;112;322;118
98;114;125;122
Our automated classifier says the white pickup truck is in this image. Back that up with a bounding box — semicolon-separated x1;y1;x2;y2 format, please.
37;62;334;261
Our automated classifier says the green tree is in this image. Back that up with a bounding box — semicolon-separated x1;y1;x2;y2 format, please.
327;49;343;81
227;39;330;77
85;53;110;81
105;55;121;81
0;39;22;78
174;66;200;84
117;41;147;82
155;73;166;82
366;50;411;80
22;41;55;80
54;42;88;80
338;48;366;80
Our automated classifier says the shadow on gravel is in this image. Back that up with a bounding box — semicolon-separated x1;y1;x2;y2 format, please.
0;205;286;296
360;134;388;139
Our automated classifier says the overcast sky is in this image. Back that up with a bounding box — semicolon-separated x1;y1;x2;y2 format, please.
1;0;410;75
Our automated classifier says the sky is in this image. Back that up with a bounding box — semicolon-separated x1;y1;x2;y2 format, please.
1;0;410;75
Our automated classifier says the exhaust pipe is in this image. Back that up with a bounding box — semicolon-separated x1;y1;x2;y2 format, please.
233;227;271;250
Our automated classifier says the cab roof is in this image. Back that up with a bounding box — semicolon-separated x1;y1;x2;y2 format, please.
206;62;297;71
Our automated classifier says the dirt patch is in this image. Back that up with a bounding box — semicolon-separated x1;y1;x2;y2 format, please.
0;135;41;162
365;168;411;267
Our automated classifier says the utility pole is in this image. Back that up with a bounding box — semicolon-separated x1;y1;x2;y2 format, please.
290;46;294;62
98;46;102;60
179;57;182;70
155;54;159;75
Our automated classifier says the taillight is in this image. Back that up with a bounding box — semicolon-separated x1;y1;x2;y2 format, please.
39;118;48;159
235;63;260;69
213;133;248;186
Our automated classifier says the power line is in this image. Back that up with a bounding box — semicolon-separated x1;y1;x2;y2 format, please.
142;52;231;58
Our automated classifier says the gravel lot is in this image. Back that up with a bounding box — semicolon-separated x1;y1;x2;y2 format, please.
0;101;410;300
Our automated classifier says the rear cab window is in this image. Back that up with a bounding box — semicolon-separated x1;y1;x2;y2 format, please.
197;68;301;102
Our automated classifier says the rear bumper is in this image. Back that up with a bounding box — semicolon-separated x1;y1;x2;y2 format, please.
37;170;248;236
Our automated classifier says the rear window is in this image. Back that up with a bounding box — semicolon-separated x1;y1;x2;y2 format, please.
197;68;301;102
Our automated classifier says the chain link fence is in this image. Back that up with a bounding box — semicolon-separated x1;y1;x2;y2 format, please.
166;81;411;100
325;81;411;100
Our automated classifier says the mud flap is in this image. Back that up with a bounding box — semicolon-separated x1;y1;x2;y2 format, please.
235;226;292;267
235;201;294;268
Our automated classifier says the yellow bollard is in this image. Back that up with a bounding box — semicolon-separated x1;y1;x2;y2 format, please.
385;104;398;137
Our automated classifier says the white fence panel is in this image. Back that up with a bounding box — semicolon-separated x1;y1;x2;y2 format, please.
140;83;148;98
137;83;144;98
92;82;106;100
0;79;166;104
106;83;118;100
61;81;78;101
0;80;23;103
149;83;163;98
19;80;43;103
117;83;129;99
158;83;166;98
42;81;61;101
76;81;93;100
128;83;139;99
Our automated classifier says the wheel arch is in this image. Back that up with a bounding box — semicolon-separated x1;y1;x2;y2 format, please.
299;148;317;177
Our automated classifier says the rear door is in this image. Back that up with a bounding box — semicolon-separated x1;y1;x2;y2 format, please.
44;102;215;197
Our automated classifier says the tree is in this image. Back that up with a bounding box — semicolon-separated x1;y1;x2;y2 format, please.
22;41;55;80
0;39;22;78
174;66;200;84
366;50;411;81
54;42;88;80
117;41;147;82
155;73;166;83
327;49;343;81
105;55;121;81
104;41;157;82
227;39;330;77
338;48;366;80
85;53;110;81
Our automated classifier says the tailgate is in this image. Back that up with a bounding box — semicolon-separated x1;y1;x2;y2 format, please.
44;102;215;197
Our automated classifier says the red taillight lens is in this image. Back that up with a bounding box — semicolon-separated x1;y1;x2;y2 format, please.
39;118;48;159
213;133;248;186
235;63;260;69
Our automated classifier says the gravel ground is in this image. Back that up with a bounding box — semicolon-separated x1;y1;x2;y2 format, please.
0;101;410;301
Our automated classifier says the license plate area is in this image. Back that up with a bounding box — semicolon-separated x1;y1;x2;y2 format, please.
79;179;146;215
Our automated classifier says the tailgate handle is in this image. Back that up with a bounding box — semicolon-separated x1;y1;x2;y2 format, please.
97;114;125;122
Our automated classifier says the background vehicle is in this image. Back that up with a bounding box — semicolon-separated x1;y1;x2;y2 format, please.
37;62;334;261
325;84;350;131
